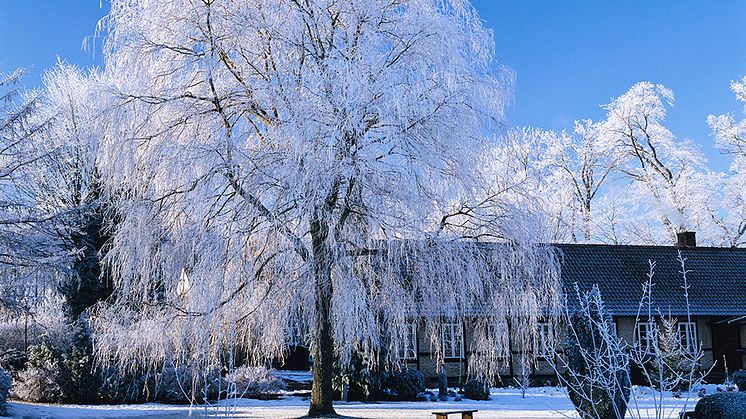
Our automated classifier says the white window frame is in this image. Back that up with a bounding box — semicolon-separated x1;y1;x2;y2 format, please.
636;321;657;351
537;322;553;357
441;322;464;359
678;321;698;353
398;322;418;360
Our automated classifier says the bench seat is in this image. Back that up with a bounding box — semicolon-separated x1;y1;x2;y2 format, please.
432;409;478;419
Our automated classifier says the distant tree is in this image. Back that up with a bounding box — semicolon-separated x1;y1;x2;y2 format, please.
91;0;562;416
707;77;746;247
601;82;710;242
493;122;620;244
6;64;115;403
697;162;746;247
0;69;55;314
708;75;746;155
35;65;114;320
546;120;620;243
491;127;577;242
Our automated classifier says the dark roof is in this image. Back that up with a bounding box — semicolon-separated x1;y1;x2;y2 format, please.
555;243;746;317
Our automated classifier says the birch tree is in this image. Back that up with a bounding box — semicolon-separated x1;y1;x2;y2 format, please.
90;0;561;415
708;75;746;155
706;76;746;247
0;69;64;314
0;69;45;270
546;120;619;243
490;127;578;242
704;160;746;247
601;82;710;243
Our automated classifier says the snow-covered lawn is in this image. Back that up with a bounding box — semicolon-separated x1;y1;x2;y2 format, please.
6;386;699;418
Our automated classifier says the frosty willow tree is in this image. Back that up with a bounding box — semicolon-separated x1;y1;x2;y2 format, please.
90;0;561;415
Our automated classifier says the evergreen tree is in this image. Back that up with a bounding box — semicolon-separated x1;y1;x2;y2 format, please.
58;171;113;321
56;171;114;403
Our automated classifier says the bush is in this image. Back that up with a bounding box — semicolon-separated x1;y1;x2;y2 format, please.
14;342;65;403
155;365;225;404
732;370;746;392
0;323;32;352
0;367;11;416
15;361;64;403
0;349;27;375
61;321;99;403
13;323;100;404
694;392;746;419
226;366;286;399
389;368;424;401
333;352;385;401
98;365;157;404
437;369;448;401
646;316;695;392
463;379;490;400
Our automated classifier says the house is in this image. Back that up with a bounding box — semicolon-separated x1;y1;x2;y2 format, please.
397;232;746;385
277;232;746;386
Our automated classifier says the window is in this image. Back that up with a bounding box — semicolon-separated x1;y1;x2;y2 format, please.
636;322;657;351
678;321;698;353
397;322;418;360
441;323;464;359
538;322;553;357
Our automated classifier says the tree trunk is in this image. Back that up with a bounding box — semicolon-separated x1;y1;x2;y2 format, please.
582;204;591;243
308;216;337;417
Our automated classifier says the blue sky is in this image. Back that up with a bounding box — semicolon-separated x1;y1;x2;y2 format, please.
1;1;744;170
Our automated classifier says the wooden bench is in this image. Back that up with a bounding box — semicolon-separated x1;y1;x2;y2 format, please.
432;409;478;419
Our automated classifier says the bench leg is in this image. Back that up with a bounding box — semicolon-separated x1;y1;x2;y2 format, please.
462;414;473;419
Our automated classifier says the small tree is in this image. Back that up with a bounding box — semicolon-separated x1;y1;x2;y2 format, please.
513;362;531;398
0;366;10;416
626;255;710;417
646;316;693;392
438;368;449;401
554;285;631;419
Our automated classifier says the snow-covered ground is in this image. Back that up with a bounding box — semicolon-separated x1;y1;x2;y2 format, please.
6;386;702;418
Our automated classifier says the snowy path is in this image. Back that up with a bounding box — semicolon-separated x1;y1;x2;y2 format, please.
6;387;696;418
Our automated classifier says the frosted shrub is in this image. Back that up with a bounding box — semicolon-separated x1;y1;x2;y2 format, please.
226;366;286;399
61;321;99;403
645;316;695;391
14;343;65;403
389;368;424;401
15;361;64;403
333;352;384;401
463;379;490;400
438;369;448;401
0;349;27;375
694;392;746;419
155;365;225;404
626;256;709;417
0;367;10;416
732;370;746;391
98;365;156;404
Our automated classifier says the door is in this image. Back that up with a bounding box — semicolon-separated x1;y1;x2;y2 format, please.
712;325;742;374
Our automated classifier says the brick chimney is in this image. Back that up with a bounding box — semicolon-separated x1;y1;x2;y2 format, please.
675;231;696;248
